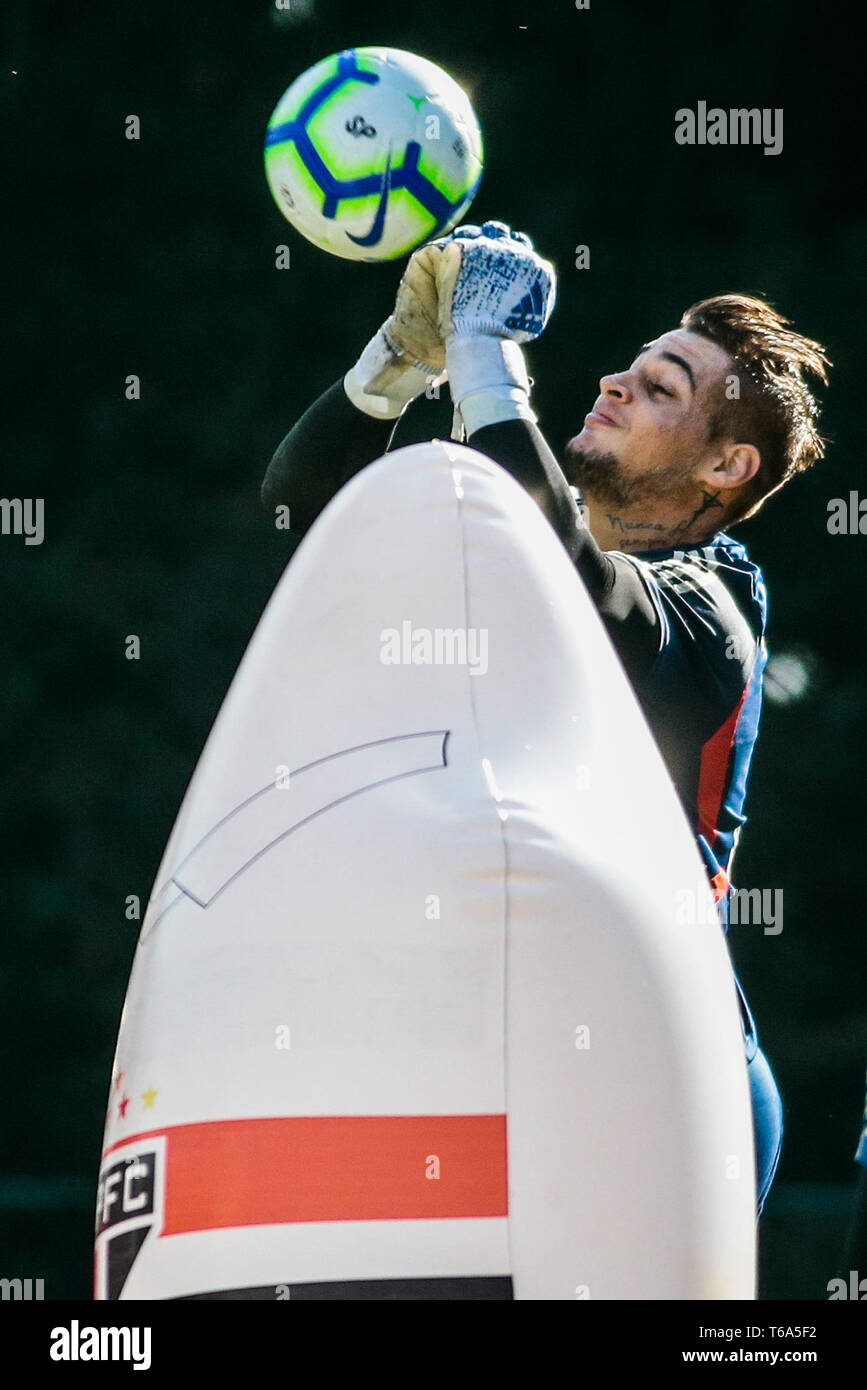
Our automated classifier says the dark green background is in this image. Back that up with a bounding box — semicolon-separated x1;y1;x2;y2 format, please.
3;0;864;1299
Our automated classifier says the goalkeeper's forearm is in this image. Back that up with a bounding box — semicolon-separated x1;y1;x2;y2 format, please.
260;381;659;675
261;380;398;534
468;415;660;674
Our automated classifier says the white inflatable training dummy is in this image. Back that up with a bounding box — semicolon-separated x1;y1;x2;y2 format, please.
95;439;756;1300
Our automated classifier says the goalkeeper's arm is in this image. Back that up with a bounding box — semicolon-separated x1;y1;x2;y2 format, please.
262;242;446;531
261;379;658;677
262;225;659;673
431;221;659;675
261;380;398;535
466;414;660;675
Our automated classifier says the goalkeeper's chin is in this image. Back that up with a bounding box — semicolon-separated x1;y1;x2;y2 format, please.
562;434;622;496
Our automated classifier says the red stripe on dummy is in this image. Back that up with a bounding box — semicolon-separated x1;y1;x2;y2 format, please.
103;1114;508;1233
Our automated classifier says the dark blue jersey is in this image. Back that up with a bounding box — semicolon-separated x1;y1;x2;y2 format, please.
621;533;768;901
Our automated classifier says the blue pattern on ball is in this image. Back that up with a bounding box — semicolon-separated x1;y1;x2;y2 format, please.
265;49;481;250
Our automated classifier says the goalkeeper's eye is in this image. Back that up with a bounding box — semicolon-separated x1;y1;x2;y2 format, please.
649;381;672;397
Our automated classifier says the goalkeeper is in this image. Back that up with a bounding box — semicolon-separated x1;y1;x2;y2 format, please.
262;221;830;1216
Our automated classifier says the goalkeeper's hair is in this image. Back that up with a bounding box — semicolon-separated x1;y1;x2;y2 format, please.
680;293;830;522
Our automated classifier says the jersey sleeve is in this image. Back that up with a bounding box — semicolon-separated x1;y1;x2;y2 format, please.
466;418;662;674
261;380;399;534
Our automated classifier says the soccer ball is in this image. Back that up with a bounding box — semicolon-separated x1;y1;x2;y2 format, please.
264;47;484;262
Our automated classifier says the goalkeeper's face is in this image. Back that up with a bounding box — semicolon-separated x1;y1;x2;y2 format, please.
564;329;735;510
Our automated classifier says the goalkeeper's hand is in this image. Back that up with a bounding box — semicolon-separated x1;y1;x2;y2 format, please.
433;220;556;343
343;243;449;420
343;219;557;429
430;220;557;434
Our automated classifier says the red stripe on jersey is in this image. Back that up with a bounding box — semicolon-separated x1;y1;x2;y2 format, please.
697;685;749;851
102;1114;508;1232
710;867;730;903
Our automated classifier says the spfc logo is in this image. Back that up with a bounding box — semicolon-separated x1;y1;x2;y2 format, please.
94;1138;165;1300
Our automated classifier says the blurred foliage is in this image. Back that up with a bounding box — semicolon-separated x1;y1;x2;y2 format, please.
2;0;865;1297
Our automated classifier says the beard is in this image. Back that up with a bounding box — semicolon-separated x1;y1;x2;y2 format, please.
564;438;694;510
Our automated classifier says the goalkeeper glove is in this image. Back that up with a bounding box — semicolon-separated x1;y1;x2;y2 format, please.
430;220;557;435
343;242;449;419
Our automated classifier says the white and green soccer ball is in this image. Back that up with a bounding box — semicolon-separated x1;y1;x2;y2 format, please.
264;47;484;262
